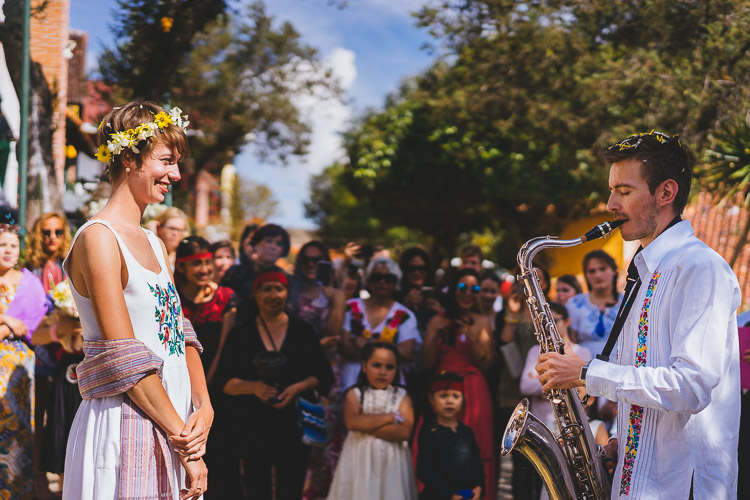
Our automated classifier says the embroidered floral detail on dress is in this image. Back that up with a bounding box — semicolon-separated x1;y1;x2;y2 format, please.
347;300;410;344
148;282;184;356
620;271;660;496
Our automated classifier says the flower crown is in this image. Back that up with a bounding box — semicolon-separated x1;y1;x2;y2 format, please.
95;107;190;165
0;212;24;236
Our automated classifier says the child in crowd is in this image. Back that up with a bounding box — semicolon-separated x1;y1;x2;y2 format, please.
327;342;417;500
417;371;484;500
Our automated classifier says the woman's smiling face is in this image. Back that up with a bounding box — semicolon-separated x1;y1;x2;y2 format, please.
126;144;181;207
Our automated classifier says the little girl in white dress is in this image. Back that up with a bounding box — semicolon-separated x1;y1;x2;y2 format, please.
327;342;417;500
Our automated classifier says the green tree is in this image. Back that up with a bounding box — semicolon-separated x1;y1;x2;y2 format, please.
311;0;750;266
240;178;279;222
701;114;750;266
230;175;278;239
99;0;228;101
100;1;339;173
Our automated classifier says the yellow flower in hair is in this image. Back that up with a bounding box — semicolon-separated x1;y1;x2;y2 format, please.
95;105;189;165
95;144;112;164
154;112;173;129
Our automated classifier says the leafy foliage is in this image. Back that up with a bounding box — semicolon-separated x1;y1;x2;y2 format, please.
701;113;750;265
99;1;339;172
99;0;228;100
310;0;750;266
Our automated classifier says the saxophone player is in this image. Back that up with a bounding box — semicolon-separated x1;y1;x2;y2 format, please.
536;131;741;499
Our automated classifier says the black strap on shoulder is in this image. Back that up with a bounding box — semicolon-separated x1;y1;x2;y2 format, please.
596;252;641;362
595;216;682;362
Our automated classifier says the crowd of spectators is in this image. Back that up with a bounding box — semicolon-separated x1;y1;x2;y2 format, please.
2;210;747;500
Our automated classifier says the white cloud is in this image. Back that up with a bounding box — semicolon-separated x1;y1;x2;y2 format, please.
236;47;357;228
292;47;356;174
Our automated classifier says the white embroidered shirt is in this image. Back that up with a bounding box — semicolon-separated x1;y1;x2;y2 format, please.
586;220;741;499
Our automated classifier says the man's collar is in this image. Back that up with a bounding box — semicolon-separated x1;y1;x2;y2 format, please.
635;219;693;277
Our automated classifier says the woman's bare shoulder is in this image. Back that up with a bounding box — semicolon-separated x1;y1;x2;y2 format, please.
70;223;120;268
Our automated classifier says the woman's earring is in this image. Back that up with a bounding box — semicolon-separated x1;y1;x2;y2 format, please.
125;167;131;173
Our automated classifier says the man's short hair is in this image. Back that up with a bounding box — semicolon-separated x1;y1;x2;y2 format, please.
603;130;694;214
459;244;482;260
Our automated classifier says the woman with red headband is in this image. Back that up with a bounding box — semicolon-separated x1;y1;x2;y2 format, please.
174;236;236;382
213;265;333;499
174;236;237;499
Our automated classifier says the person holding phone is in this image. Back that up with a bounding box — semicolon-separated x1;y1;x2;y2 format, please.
339;257;420;390
289;240;347;499
289;241;338;342
398;247;442;331
416;269;495;500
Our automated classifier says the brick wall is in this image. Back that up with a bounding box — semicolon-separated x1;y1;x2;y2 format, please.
67;29;87;104
684;190;750;310
29;0;70;193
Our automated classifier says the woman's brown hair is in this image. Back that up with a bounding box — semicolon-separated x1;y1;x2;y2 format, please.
97;100;190;182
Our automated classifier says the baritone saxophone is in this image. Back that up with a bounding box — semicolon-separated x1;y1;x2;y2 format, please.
501;219;623;500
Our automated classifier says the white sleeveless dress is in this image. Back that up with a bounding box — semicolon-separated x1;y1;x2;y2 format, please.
61;220;195;500
327;385;417;500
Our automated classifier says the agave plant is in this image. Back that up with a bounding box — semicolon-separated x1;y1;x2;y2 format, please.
701;113;750;267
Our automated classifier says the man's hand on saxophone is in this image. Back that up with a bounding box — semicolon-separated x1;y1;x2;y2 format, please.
535;343;587;392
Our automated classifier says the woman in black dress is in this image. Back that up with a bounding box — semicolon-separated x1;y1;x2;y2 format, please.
212;265;333;499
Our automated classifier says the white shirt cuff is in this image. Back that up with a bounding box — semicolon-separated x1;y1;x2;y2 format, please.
584;358;618;400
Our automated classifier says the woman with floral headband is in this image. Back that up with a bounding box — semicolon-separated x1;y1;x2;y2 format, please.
339;257;420;391
62;101;211;500
174;236;236;384
0;211;49;500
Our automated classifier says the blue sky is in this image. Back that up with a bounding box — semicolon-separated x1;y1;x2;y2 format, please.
70;0;435;228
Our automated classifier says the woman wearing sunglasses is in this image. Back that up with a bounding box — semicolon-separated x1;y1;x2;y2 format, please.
417;268;496;499
339;257;420;391
24;211;74;498
289;240;347;500
289;240;336;338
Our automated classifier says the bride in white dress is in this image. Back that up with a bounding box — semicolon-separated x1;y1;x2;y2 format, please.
62;101;212;500
328;342;417;500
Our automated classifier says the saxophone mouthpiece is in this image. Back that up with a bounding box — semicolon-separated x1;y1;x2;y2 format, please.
581;219;624;242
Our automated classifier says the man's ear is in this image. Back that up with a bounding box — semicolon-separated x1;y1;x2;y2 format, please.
658;179;678;207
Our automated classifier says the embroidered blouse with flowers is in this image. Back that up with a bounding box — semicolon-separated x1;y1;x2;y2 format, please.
339;297;419;389
0;270;47;500
179;285;236;371
62;220;197;500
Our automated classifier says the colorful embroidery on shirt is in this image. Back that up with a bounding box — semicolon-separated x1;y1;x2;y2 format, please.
148;282;184;356
620;270;660;495
347;300;410;344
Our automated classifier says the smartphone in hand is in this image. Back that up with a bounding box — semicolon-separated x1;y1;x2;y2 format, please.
315;260;333;287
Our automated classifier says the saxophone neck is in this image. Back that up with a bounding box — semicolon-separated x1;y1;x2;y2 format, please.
517;220;624;272
518;236;584;273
